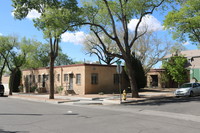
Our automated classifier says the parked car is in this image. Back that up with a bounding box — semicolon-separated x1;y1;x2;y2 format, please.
0;84;4;96
174;83;200;97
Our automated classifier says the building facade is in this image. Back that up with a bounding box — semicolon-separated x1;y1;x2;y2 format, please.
165;49;200;83
22;64;128;95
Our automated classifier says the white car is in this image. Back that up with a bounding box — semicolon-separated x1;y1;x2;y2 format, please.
174;83;200;97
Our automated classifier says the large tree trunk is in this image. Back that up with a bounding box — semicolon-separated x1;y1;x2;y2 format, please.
49;54;55;99
9;68;17;95
125;60;139;98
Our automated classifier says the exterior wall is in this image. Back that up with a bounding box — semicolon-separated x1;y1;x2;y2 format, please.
146;69;164;88
22;68;50;93
56;65;85;95
187;58;200;82
84;64;127;94
22;64;128;95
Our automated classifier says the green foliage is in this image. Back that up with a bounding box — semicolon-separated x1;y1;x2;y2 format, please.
55;52;74;66
23;42;74;68
9;68;21;92
124;55;147;89
132;57;147;89
164;0;200;45
163;55;188;85
30;86;37;92
57;86;64;93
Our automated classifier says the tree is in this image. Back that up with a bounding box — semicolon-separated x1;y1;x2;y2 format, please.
124;54;147;89
162;55;188;87
23;41;49;69
55;49;74;66
132;32;173;74
0;36;10;83
81;0;173;97
0;36;31;95
83;31;120;65
12;0;83;99
164;0;200;45
23;43;74;68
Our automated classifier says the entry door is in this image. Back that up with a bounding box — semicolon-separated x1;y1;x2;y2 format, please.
69;74;73;90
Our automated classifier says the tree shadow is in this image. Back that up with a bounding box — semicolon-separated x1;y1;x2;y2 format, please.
0;95;8;97
0;113;42;116
124;96;200;106
0;129;29;133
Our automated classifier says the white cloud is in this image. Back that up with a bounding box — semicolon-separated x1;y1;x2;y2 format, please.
128;15;163;32
11;9;41;20
0;33;2;36
26;9;41;19
61;31;87;45
182;41;190;46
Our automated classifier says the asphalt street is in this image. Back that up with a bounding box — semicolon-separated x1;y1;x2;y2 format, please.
0;96;200;133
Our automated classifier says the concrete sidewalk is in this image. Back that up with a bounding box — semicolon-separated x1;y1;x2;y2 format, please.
7;88;176;105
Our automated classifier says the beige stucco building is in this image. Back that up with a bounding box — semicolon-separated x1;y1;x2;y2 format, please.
146;69;165;88
22;64;128;95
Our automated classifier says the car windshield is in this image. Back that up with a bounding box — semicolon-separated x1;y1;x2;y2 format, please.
180;83;192;88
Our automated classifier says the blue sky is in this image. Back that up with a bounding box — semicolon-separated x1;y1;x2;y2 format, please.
0;0;198;67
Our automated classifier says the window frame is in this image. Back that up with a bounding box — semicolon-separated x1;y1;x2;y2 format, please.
91;73;98;85
76;74;81;85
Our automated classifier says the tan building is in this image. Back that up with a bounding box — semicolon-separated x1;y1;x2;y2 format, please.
146;69;165;88
22;64;128;95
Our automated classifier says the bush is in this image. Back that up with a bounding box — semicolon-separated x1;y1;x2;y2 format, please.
57;86;64;93
30;86;37;92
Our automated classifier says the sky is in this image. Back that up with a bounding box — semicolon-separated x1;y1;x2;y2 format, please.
0;0;198;67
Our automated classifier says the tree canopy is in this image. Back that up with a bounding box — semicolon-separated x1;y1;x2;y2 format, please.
164;0;200;45
81;0;175;97
162;55;188;86
12;0;83;99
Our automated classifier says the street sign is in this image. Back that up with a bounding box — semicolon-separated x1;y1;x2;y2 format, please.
116;60;122;65
116;60;122;74
116;65;122;74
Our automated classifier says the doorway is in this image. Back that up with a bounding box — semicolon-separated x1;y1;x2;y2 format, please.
150;75;158;87
68;74;73;90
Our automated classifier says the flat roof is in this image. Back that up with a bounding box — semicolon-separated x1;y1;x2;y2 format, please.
22;63;118;71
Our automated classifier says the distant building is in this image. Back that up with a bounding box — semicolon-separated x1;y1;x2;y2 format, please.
22;64;129;95
165;49;200;83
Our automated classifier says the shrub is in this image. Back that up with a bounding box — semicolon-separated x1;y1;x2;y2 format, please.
57;86;64;93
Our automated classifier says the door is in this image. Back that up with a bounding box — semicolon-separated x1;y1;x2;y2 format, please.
68;74;73;90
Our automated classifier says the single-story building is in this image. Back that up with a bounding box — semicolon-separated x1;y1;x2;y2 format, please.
22;63;129;95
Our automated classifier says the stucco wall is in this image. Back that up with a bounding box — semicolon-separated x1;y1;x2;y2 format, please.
22;64;129;95
84;65;120;94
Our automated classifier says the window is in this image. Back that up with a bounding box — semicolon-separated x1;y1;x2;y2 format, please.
33;75;35;82
38;75;41;82
91;73;98;84
46;75;49;80
114;74;119;84
57;74;60;82
76;74;81;85
64;74;68;82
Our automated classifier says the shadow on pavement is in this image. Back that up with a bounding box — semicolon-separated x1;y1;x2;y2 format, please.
0;95;8;97
0;113;42;116
0;129;29;133
124;96;200;106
